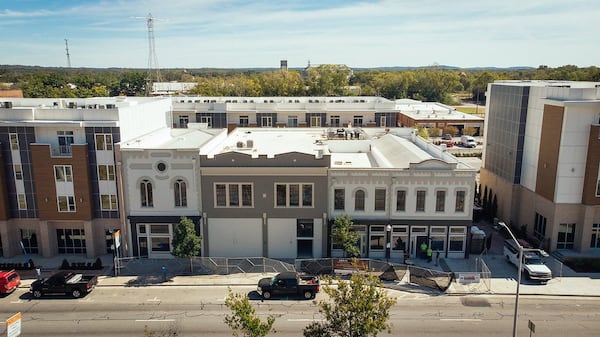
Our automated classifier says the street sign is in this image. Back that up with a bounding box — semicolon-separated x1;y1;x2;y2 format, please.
528;319;536;334
6;312;22;337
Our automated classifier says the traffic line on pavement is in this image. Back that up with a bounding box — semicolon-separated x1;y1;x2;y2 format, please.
440;318;482;322
135;319;175;322
147;297;161;302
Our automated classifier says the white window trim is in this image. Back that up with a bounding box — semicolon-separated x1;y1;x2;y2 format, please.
274;183;314;208
57;195;76;212
214;183;254;208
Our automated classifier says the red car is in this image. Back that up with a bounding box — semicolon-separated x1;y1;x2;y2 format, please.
0;270;21;294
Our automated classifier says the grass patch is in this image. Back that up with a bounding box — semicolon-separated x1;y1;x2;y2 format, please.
563;258;600;273
452;106;485;115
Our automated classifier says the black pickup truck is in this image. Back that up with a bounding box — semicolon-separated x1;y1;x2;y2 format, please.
257;272;320;300
30;271;98;298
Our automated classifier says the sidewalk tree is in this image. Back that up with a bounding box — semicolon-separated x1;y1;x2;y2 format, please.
171;216;202;272
331;215;360;258
303;272;397;337
224;288;276;337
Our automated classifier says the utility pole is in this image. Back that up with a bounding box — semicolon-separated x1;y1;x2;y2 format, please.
131;13;162;96
64;39;72;68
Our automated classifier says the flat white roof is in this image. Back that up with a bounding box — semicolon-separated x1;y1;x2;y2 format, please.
121;126;223;150
394;100;483;121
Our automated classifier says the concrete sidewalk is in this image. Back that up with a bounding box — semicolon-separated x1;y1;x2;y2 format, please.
5;253;600;297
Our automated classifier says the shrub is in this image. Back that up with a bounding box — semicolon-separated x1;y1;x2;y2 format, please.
61;259;70;269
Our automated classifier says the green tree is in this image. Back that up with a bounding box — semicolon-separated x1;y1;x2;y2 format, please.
331;215;360;258
306;64;352;96
171;216;202;272
303;272;397;337
417;126;430;140
224;288;276;337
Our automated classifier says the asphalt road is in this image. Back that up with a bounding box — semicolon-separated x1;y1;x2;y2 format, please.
2;285;600;336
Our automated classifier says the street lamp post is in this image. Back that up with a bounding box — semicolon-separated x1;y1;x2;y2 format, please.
499;222;523;337
386;224;392;263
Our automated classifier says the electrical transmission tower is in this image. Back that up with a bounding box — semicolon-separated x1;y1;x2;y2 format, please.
64;39;72;68
132;13;162;95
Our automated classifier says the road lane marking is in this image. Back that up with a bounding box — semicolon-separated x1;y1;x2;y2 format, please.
147;297;160;302
440;319;482;322
135;319;175;322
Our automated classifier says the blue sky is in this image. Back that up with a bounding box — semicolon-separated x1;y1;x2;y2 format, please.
1;0;598;69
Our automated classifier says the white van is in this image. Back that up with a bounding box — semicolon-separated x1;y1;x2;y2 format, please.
460;135;477;148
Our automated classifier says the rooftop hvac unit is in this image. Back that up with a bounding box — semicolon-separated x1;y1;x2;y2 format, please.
246;139;254;148
236;141;245;148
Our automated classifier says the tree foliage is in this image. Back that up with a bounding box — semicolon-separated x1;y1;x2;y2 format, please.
171;216;202;258
303;272;397;337
224;288;276;337
331;215;360;258
3;64;599;102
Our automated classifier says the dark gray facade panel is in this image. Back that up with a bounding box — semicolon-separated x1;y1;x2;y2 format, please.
200;152;330;168
0;126;38;218
86;127;120;219
201;175;328;219
485;84;529;184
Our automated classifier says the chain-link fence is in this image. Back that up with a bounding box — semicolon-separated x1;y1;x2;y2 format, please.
115;256;295;277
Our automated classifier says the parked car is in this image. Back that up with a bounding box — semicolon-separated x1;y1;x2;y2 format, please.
442;134;452;140
445;141;454;148
257;272;320;300
504;239;552;283
0;270;21;295
460;135;477;148
30;271;98;298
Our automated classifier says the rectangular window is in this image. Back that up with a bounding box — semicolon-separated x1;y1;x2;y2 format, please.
288;116;298;127
436;190;446;212
396;190;406;211
334;188;345;210
57;196;76;212
56;228;86;254
353;116;363;127
215;183;253;207
557;223;575;249
95;134;113;151
58;131;74;155
179;115;189;128
14;164;23;180
240;116;249;127
261;116;272;127
374;188;386;211
229;184;239;206
310;116;321;127
330;116;340;127
596;164;600;196
20;229;39;254
98;165;116;181
380;115;386;127
274;183;313;208
297;221;314;237
17;194;27;210
534;212;547;241
9;133;19;150
455;190;465;212
101;194;118;210
200;115;212;127
369;225;385;250
416;190;426;212
591;223;600;249
54;165;73;182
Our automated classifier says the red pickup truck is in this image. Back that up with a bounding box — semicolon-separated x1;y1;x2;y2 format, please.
0;270;21;295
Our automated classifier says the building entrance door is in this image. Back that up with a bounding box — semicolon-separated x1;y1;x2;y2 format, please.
411;235;429;259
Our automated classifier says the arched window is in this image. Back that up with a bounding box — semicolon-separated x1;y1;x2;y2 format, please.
174;179;187;207
354;190;365;211
141;179;153;207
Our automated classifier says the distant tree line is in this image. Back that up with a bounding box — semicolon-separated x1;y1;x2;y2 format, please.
1;64;598;104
